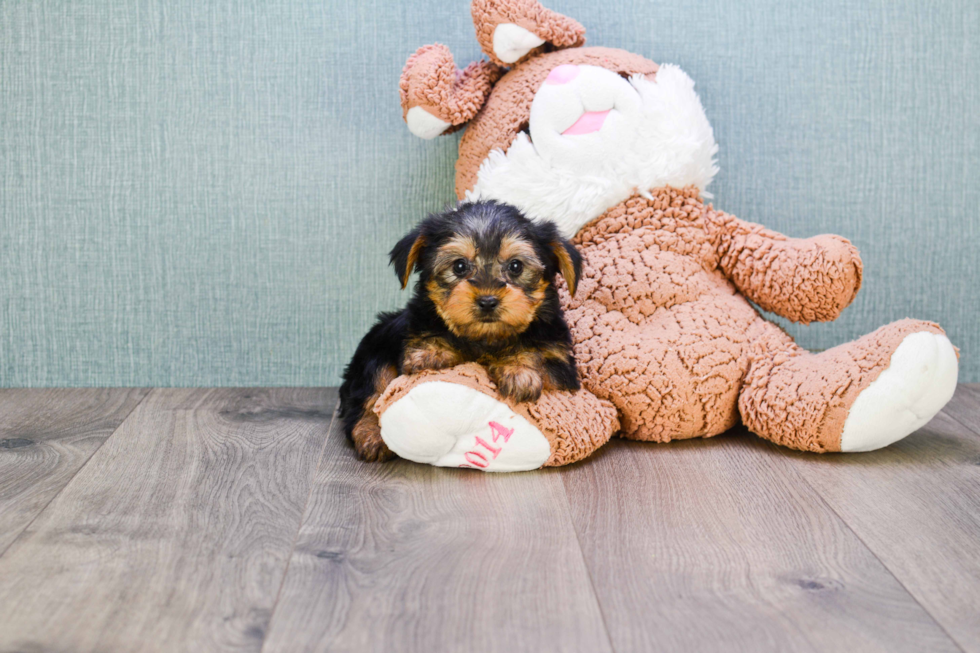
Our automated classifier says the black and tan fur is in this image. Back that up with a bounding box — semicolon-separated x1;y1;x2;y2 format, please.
338;201;582;461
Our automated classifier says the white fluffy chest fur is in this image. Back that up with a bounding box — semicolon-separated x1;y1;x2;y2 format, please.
466;64;719;238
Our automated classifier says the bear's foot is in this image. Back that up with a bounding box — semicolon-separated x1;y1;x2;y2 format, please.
379;380;551;471
741;319;958;453
374;363;618;471
840;330;958;452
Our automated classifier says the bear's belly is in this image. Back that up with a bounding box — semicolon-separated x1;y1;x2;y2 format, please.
562;236;765;441
557;188;769;441
569;291;763;441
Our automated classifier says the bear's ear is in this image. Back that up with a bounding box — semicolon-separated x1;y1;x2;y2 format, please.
389;226;427;289
471;0;586;67
399;44;504;140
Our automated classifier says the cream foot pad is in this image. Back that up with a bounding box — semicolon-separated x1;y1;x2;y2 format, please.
841;332;958;452
379;381;552;472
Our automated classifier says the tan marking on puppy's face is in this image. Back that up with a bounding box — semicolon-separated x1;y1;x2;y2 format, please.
430;234;477;282
494;279;546;333
427;230;550;343
498;235;537;267
429;280;515;341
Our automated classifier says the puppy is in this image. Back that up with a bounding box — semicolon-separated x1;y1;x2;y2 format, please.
338;200;583;462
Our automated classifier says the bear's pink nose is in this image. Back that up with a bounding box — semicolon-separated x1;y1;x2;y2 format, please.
545;64;579;85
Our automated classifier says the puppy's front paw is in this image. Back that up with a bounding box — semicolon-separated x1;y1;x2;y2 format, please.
352;413;396;462
491;365;544;403
402;341;462;375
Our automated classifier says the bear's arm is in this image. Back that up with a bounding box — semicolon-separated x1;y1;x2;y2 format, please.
705;211;863;324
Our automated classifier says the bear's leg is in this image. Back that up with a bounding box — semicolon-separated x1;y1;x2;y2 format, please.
372;364;618;471
739;318;958;453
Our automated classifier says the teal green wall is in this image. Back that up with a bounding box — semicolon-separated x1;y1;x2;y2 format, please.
1;0;978;386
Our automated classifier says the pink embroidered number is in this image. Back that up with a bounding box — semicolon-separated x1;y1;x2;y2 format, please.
464;451;489;468
459;421;515;469
488;421;513;443
473;436;501;458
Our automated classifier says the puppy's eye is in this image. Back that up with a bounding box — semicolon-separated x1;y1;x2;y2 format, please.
507;259;524;276
452;259;469;276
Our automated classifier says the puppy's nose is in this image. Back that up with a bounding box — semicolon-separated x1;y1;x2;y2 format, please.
476;296;500;312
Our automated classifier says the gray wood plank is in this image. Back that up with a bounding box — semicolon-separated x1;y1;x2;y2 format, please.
0;387;334;653
0;388;150;554
561;434;961;653
262;408;612;653
779;406;980;652
940;383;980;435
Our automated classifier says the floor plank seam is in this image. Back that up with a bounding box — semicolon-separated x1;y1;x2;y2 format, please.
0;387;154;560
939;406;980;440
765;442;970;653
259;396;340;653
557;470;620;653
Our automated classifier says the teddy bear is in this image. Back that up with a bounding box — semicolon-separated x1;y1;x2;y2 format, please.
372;0;959;472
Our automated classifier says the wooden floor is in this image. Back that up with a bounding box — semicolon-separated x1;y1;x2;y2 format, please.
0;387;978;653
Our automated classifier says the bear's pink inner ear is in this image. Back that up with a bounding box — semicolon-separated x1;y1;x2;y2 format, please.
399;44;503;139
471;0;586;67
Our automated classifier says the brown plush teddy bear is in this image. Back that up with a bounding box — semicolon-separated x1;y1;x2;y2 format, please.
373;0;958;472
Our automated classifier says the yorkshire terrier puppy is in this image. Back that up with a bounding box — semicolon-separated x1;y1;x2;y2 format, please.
338;200;583;462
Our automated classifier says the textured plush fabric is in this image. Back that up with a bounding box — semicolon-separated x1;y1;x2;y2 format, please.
400;45;503;131
471;0;586;67
375;362;618;466
739;318;947;452
0;0;977;387
708;211;864;325
378;187;948;455
563;186;943;451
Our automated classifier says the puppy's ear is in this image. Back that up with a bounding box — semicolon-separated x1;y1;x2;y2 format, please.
535;221;582;296
389;227;426;289
551;236;582;296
